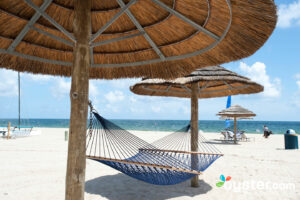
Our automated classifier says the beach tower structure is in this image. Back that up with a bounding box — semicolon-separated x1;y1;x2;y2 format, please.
0;0;276;199
217;105;256;144
130;65;264;187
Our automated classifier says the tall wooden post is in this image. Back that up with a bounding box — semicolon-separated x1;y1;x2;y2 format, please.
18;72;20;130
7;121;11;139
65;1;91;200
190;82;199;187
234;117;237;144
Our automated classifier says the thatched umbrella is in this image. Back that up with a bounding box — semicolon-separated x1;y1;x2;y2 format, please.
217;104;256;143
130;65;263;187
219;116;253;120
0;0;276;199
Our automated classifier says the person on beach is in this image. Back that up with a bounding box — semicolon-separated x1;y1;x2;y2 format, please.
263;125;272;138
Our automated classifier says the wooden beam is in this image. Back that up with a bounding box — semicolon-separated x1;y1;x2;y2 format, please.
65;1;91;200
8;0;52;52
116;0;165;60
0;48;72;66
86;156;202;175
151;0;220;40
24;0;75;42
190;82;199;187
30;26;74;47
91;32;145;48
90;0;137;42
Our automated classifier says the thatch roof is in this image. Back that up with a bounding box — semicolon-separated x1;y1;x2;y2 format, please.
0;0;277;79
219;116;253;120
130;65;263;98
217;104;256;117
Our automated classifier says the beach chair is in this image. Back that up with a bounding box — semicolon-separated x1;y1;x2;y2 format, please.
221;130;254;143
220;130;235;143
0;130;6;137
234;131;255;142
221;131;228;140
240;132;254;142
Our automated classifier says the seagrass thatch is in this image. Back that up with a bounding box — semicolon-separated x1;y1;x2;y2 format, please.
219;116;253;120
130;65;264;98
217;104;256;118
0;0;277;79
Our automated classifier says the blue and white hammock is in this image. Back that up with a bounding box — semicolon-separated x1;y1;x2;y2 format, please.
86;106;223;185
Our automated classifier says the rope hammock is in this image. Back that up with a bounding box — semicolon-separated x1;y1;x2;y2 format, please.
86;104;223;185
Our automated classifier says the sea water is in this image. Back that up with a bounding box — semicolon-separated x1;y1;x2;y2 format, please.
0;119;299;134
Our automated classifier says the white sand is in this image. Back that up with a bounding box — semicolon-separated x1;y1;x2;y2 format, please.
0;128;299;200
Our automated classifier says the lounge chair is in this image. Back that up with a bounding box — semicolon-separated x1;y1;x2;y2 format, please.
239;132;254;142
220;131;234;143
221;130;254;142
0;130;6;137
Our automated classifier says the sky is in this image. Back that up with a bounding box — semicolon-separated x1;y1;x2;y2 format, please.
0;0;299;121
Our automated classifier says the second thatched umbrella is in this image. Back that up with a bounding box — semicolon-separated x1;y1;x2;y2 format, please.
130;65;263;187
217;104;256;143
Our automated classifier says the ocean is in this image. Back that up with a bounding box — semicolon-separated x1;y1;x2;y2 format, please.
0;118;299;134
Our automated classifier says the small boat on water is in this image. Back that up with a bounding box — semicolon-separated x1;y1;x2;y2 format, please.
1;72;41;138
0;125;41;138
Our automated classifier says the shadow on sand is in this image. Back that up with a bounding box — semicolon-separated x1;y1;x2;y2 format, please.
205;140;241;145
276;148;299;151
86;173;212;200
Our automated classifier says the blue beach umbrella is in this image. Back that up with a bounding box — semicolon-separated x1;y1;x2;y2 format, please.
225;96;231;129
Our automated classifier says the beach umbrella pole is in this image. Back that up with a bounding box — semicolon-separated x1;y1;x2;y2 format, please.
18;72;20;130
234;117;237;144
191;82;199;187
65;0;91;200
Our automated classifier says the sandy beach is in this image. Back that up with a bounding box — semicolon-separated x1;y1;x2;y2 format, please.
0;128;299;200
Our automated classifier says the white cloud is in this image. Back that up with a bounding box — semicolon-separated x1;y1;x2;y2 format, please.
151;105;161;113
277;0;300;28
144;97;190;116
239;62;281;98
294;73;300;92
295;73;300;79
289;75;300;108
99;78;139;89
105;104;119;113
129;96;137;103
51;78;71;99
23;73;53;82
297;80;300;90
51;78;100;99
111;79;138;89
0;69;18;97
89;81;99;98
130;106;142;113
291;89;300;108
105;90;124;102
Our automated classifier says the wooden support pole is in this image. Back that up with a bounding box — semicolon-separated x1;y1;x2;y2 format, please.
65;0;91;200
18;72;21;130
234;117;237;144
7;121;11;139
190;83;199;187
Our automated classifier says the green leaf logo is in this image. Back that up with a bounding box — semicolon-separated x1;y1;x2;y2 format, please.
216;181;224;187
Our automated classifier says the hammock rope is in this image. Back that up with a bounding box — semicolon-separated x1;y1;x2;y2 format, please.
86;103;223;185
